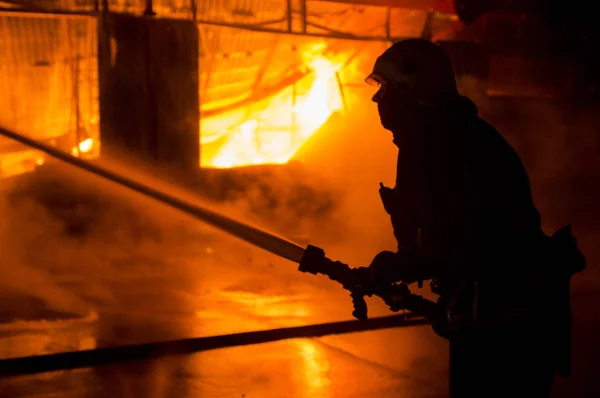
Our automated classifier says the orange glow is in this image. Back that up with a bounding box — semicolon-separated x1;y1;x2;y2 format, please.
78;138;94;153
200;53;343;168
295;339;332;395
71;138;95;157
218;290;312;322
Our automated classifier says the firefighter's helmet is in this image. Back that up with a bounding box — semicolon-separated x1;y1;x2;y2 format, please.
366;39;459;107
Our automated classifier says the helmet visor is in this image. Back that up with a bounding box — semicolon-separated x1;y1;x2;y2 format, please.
365;73;387;87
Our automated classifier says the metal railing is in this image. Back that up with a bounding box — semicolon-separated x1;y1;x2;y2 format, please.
1;0;450;41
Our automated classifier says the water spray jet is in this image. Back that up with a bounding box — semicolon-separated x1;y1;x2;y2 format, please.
0;126;305;263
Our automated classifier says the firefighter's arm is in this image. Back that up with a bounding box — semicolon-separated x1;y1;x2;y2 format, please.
366;248;432;285
369;151;476;285
365;225;472;285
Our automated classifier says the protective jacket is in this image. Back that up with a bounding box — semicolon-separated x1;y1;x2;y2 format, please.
379;96;585;383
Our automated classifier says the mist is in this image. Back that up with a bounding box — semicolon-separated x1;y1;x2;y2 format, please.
0;191;91;321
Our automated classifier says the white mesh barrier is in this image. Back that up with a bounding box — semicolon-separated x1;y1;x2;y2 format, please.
0;13;99;177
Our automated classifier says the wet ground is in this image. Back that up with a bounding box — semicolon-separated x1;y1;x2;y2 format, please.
0;224;599;398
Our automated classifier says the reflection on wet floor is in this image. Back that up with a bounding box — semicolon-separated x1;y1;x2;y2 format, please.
0;331;448;398
295;339;335;396
0;230;451;397
1;230;599;397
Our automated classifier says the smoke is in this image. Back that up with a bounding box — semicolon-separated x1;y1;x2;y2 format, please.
0;187;91;321
195;161;342;246
0;147;233;327
275;44;400;265
293;110;399;265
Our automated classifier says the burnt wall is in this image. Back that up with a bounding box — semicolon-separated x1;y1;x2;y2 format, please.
98;14;200;174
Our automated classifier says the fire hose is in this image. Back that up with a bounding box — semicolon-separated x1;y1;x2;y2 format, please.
299;244;442;325
0;126;435;324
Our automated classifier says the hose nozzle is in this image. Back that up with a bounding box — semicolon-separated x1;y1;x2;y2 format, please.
298;244;326;275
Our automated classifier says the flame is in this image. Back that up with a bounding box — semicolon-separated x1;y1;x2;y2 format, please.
70;137;95;156
200;55;343;168
78;138;94;153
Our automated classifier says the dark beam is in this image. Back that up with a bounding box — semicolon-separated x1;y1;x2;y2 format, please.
307;0;452;12
197;19;410;42
0;9;412;42
0;315;429;377
0;8;96;18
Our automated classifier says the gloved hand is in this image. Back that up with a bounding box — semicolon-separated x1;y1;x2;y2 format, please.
368;250;400;285
346;253;396;289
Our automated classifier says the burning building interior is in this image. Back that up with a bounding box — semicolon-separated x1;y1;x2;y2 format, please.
0;0;599;397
